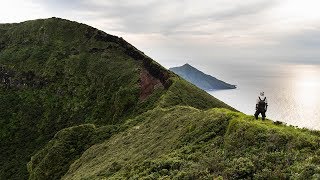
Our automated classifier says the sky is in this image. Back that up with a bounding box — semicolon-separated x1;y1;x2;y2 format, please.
0;0;320;69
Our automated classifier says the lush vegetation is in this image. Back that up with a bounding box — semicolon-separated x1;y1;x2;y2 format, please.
27;124;118;180
62;107;320;179
0;18;233;180
1;18;319;180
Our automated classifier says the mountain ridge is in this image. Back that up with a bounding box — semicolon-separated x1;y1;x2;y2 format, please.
0;18;319;180
62;106;320;179
0;17;234;180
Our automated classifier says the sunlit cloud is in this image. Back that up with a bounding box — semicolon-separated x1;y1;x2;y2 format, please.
0;0;48;23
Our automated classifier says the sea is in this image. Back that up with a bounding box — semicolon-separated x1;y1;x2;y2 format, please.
205;62;320;130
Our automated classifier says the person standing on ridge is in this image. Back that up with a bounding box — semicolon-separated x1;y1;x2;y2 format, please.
255;92;268;120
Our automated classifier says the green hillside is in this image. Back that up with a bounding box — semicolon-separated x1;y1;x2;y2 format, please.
0;18;233;180
60;107;320;179
1;18;320;180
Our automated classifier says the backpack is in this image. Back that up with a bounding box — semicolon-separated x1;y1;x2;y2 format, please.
258;97;266;110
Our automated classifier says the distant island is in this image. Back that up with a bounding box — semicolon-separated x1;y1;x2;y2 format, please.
169;63;236;91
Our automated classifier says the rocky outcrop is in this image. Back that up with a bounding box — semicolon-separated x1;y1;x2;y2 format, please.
139;69;164;100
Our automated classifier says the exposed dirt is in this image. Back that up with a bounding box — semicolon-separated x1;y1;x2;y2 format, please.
140;69;164;100
88;26;173;89
85;25;173;99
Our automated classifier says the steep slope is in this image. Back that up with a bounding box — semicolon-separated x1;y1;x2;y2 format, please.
170;63;236;90
0;18;233;180
3;18;318;180
62;106;320;179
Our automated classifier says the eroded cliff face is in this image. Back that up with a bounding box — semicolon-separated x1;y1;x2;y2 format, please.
86;26;172;89
72;25;172;102
139;69;164;100
84;24;173;102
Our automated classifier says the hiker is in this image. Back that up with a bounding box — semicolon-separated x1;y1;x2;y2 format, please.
254;92;268;120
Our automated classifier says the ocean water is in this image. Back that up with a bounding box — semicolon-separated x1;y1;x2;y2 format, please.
206;63;320;130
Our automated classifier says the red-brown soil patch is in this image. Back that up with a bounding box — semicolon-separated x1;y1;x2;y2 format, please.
140;69;164;100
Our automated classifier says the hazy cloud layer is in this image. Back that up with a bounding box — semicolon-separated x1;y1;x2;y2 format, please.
1;0;320;67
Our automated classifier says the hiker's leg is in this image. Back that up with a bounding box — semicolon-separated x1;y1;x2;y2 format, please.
254;110;259;120
261;111;266;120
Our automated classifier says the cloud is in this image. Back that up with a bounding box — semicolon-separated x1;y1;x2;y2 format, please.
29;0;276;35
2;0;320;66
286;29;320;48
0;1;48;23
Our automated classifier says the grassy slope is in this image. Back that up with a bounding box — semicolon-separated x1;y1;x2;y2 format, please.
0;18;233;180
26;79;235;180
0;18;140;180
2;18;319;180
62;107;320;179
159;77;236;111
